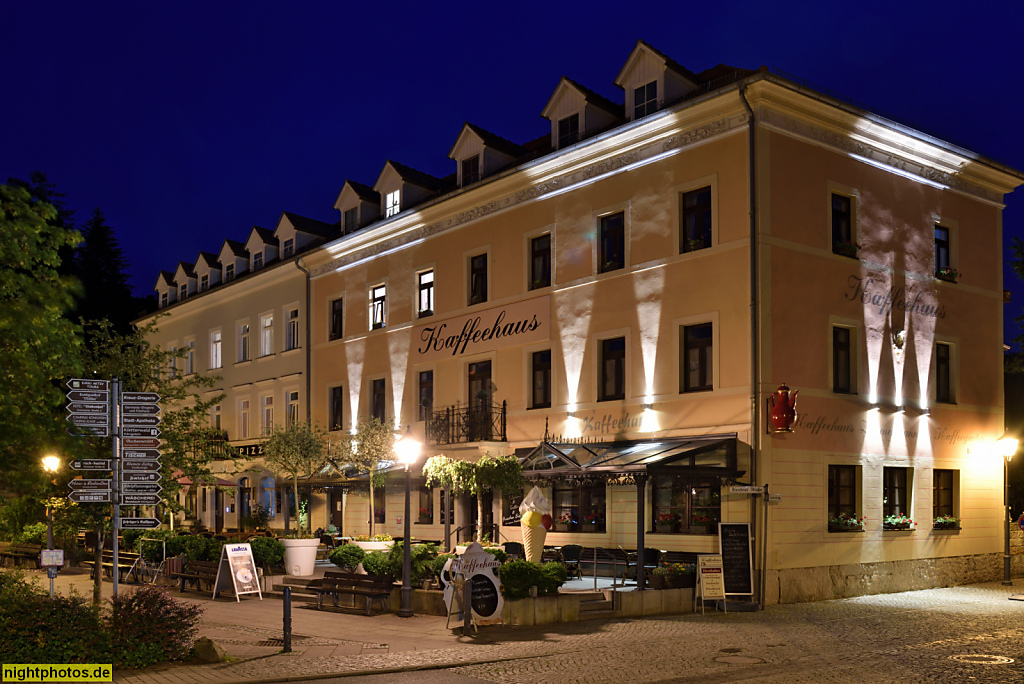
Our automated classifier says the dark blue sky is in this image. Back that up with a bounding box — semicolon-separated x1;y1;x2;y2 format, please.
5;3;1023;339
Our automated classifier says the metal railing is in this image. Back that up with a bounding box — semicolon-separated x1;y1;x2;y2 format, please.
426;401;507;445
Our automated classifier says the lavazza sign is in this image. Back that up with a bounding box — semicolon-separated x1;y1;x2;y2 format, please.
413;296;549;363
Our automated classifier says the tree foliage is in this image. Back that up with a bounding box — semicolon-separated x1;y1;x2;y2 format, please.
74;208;141;334
423;453;524;541
261;421;329;534
331;417;396;535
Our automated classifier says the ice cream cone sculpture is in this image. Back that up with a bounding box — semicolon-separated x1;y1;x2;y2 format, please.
520;511;546;562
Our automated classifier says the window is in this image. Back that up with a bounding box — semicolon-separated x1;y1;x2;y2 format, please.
179;283;187;300
599;213;625;273
439;489;455;524
557;113;579;148
260;314;274;356
253;251;264;270
831;193;856;257
827;465;857;521
462;155;480;185
530;234;551;289
211;404;221;431
238;323;250;362
167;346;177;378
285;307;299;351
185;340;195;375
418;271;434;317
832;326;853;394
373;487;385;524
634;80;658;119
371;378;386;423
209;330;222;369
370;284;386;330
225;263;235;282
936;342;953;404
531;350;551;409
935;226;955;281
344;208;358;234
261;477;276;518
286;390;299;426
329;298;344;340
282;238;294;258
933;469;956;519
238;399;250;440
882;466;910;522
261;395;274;435
200;274;209;292
469;254;488;305
652;476;720;534
552;482;605;532
599;337;625;401
681;324;713;392
160;292;168;308
385;190;401;217
681;186;712;253
329;386;344;431
417;485;433;523
418;371;433;421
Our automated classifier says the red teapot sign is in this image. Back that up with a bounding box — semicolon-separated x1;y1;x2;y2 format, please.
767;384;798;434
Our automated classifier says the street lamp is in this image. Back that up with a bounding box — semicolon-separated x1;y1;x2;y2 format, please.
394;426;421;618
42;455;61;598
1000;432;1019;586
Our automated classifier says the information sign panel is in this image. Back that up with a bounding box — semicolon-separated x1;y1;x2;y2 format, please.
122;426;161;437
123;404;161;415
446;542;503;626
123;449;162;460
67;479;112;491
121;472;161;483
122;460;160;472
718;523;753;596
118;517;160;529
67;379;109;391
69;491;112;503
698;554;726;601
66;390;108;403
123;437;161;448
120;493;161;506
69;459;112;471
122;392;160;403
213;543;263;602
122;482;162;494
40;550;64;567
66;402;109;414
123;415;160;426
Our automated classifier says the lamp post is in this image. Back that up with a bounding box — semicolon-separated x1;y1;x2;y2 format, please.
395;426;421;618
42;455;61;598
1000;433;1019;586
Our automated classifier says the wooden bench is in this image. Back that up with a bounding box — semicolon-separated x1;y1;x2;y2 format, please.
312;570;394;615
84;550;142;582
0;542;43;568
171;559;220;593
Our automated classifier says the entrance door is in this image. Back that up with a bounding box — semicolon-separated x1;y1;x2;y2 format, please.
467;360;492;441
214;488;224;532
331;490;344;529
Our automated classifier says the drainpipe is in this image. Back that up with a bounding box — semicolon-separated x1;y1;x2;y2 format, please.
738;83;763;608
295;256;312;424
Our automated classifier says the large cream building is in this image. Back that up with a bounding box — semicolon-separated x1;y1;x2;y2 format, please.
142;41;1024;604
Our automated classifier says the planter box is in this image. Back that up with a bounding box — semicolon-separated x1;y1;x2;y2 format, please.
828;524;864;533
655;523;674;534
649;574;668;589
933;522;960;530
553;523;571;533
883;523;913;531
280;538;320;577
351;540;395;552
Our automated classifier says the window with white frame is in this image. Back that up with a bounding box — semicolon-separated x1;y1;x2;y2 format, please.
179;283;187;300
260;314;274;356
370;284;386;330
469;254;488;305
285;307;299;351
261;395;274;435
681;323;713;392
253;251;264;270
530;234;551;289
160;292;168;308
557;114;579;148
344;208;358;234
286;390;299;426
418;271;434;317
680;186;712;253
282;238;294;258
209;330;222;369
385;190;401;217
882;466;912;525
371;378;386;423
200;274;209;292
599;212;625;273
238;399;250;440
238;323;250;362
634;80;658;118
185;339;195;375
599;337;625;402
225;263;235;281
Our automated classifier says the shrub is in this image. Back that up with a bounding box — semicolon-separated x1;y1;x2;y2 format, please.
132;529;179;562
329;544;365;570
537;561;567;595
108;585;203;669
361;551;392;577
249;536;285;569
181;535;211;563
15;522;47;544
483;547;508;565
121;528;145;553
431;553;455;581
498;559;544;600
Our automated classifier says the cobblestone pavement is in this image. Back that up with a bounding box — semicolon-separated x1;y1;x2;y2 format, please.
114;582;1024;683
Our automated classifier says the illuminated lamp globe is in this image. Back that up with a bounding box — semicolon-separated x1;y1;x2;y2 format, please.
42;455;61;473
395;430;421;466
999;432;1019;461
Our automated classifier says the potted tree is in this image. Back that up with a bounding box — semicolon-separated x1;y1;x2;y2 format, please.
332;417;395;538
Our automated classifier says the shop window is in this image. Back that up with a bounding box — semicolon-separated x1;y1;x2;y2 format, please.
552;482;606;532
530;234;551;289
185;490;197;518
329;386;344;431
599;212;624;273
531;350;552;409
599;337;625;401
418;371;433;421
882;466;911;524
680;186;712;253
439;489;455;524
416;485;433;523
681;323;712;392
933;469;956;519
261;477;276;517
827;465;858;520
652;476;720;534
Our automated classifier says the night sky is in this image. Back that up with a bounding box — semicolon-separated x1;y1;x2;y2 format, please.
5;3;1023;340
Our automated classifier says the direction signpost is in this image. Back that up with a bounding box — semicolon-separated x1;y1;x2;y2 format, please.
121;482;162;494
122;460;161;472
123;437;161;449
69;491;112;504
120;493;162;506
67;479;112;491
119;518;160;529
122;426;161;437
69;459;112;471
123;449;161;460
121;472;162;483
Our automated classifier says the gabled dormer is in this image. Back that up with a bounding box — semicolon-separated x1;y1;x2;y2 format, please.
334;180;381;235
193;252;221;293
448;123;524;187
372;161;444;219
173;262;196;302
275;211;339;257
217;239;248;283
155;271;176;308
244;226;278;271
613;40;700;122
541;77;624;150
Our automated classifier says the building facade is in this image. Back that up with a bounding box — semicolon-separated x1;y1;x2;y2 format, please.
143;41;1024;604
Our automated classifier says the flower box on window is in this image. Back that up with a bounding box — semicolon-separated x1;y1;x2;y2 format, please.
883;513;916;531
933;515;960;530
936;267;959;283
832;241;859;259
828;513;864;533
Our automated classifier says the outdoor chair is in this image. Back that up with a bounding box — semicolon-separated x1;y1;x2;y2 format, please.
503;541;524;559
560;544;583;579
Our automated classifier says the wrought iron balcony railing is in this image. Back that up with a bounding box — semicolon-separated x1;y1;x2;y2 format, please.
426;401;507;445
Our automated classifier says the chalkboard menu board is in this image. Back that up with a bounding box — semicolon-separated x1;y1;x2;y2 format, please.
471;574;500;617
502;491;523;527
718;523;752;595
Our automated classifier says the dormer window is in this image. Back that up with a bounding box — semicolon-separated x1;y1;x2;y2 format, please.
179;284;187;300
462;156;480;186
634;81;657;119
558;114;579;149
200;274;209;292
344;208;358;233
282;238;294;258
160;292;168;308
253;252;264;270
225;264;234;281
385;190;401;217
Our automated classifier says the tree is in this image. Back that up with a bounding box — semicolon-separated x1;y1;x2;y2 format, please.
331;417;395;536
74;208;141;334
0;183;83;480
262;422;329;535
423;453;525;542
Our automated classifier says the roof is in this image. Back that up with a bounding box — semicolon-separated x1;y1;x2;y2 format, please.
281;211;339;238
195;251;220;268
220;238;248;258
249;226;278;246
344;180;380;203
448;121;525;159
174;261;195;278
383;160;446;191
155;270;175;288
542;76;624;120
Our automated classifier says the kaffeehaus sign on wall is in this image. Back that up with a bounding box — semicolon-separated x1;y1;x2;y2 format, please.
413;296;549;363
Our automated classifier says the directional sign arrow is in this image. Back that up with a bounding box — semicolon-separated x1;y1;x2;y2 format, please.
122;426;161;437
121;482;162;494
67;479;112;491
122;392;160;403
122;404;160;416
67;379;109;391
66;402;109;414
122;460;161;472
68;491;112;503
118;517;160;529
69;459;112;471
123;449;162;460
123;415;161;426
120;493;162;506
66;390;109;403
123;437;161;448
66;414;109;426
121;472;162;483
66;425;109;437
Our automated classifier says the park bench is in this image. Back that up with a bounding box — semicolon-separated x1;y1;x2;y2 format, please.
0;542;43;568
84;550;142;582
171;559;220;593
311;570;394;615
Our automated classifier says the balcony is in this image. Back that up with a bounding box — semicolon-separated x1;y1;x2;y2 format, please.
426;401;507;445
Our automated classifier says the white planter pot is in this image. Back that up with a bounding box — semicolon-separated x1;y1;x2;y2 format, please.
351;540;394;552
281;538;320;576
